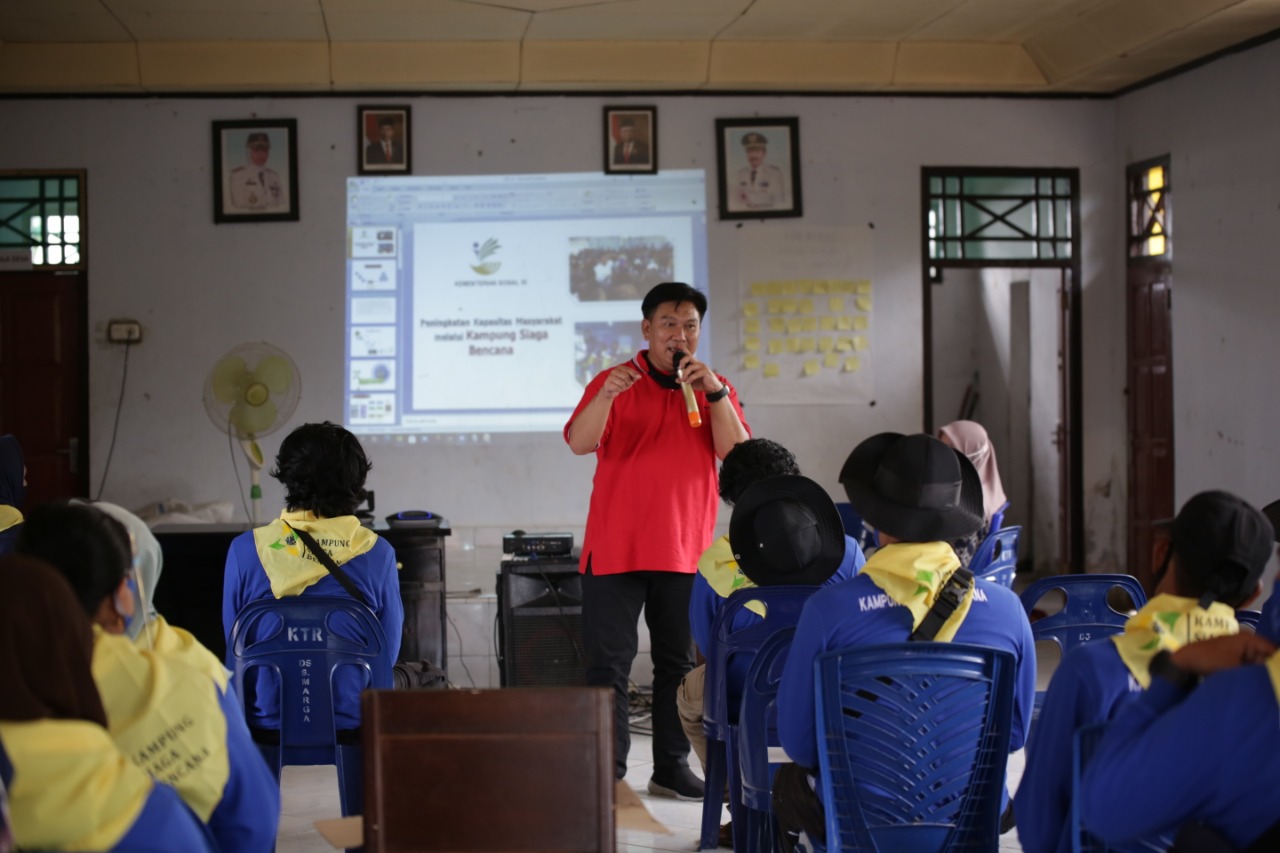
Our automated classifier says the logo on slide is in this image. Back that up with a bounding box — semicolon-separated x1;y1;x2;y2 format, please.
470;238;502;275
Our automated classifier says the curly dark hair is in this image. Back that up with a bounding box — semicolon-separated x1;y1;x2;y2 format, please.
718;438;801;506
16;502;132;617
641;282;707;320
270;421;372;518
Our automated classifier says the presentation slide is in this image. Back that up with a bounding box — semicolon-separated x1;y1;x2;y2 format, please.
344;170;709;443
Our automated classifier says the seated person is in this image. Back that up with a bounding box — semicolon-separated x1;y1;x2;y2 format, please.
0;435;24;556
222;421;402;730
773;433;1035;851
1080;630;1279;849
0;554;218;853
938;420;1008;568
1016;490;1272;853
17;503;280;853
677;440;865;779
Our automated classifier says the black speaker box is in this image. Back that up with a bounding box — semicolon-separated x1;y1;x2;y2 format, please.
497;556;587;687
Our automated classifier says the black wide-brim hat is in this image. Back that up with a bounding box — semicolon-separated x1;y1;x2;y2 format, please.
839;432;985;543
729;474;846;587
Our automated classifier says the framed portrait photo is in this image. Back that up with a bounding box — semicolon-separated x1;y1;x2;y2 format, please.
212;118;299;224
715;117;803;220
604;106;657;175
358;105;412;175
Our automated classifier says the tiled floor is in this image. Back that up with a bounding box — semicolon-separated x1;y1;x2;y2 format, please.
276;730;1029;852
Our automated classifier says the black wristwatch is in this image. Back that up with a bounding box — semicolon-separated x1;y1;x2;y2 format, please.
705;383;730;403
1149;649;1197;690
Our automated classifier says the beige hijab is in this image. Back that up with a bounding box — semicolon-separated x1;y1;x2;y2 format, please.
938;420;1007;526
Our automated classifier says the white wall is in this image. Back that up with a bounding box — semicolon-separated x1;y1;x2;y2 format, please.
1;92;1128;589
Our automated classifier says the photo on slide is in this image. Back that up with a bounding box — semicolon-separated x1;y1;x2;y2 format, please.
568;236;675;302
575;321;636;387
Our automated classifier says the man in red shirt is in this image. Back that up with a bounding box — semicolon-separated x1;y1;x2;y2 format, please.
566;282;749;799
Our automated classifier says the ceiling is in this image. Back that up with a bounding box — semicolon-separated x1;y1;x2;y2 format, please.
1;0;1278;95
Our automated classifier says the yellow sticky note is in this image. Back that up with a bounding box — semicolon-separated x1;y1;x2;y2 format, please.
768;339;786;355
767;281;785;296
853;316;869;331
837;316;854;331
853;336;868;351
802;317;818;332
787;318;805;334
828;297;844;313
844;356;861;372
803;360;821;377
799;337;815;352
818;336;835;353
856;295;872;312
786;281;802;295
836;337;853;352
745;318;761;334
799;299;814;314
744;353;761;370
820;316;837;331
744;337;760;352
812;280;829;294
751;283;768;297
824;353;840;369
788;337;803;353
743;302;760;317
769;318;786;334
783;300;799;314
767;299;783;315
763;362;781;378
855;280;872;294
797;280;814;295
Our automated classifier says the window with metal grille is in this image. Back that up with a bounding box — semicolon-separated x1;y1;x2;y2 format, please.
0;173;84;267
925;170;1074;262
1127;158;1169;259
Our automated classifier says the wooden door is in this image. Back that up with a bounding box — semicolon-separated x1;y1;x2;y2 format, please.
0;271;89;506
1126;261;1174;590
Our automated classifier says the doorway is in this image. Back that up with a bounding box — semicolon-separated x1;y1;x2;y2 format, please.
921;168;1082;574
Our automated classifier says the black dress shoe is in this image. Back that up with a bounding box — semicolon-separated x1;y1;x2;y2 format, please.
647;766;705;801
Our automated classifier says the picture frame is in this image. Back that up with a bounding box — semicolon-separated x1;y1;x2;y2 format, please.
358;105;412;176
714;117;803;220
212;118;299;224
604;106;657;175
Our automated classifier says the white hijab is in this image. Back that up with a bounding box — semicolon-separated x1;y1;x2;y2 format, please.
938;420;1008;527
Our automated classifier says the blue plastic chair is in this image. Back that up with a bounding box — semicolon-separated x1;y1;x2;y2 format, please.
1235;609;1261;632
1071;723;1173;853
701;586;816;851
971;526;1020;588
987;502;1009;535
815;643;1016;853
737;626;796;853
834;502;878;554
1019;575;1146;723
229;596;392;817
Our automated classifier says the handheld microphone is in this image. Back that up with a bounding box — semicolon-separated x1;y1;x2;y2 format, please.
673;351;702;428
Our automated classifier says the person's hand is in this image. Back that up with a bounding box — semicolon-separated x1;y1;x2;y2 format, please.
1169;633;1277;675
675;355;724;394
598;364;641;401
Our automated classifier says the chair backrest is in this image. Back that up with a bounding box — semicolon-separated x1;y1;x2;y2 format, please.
816;642;1016;853
835;501;878;553
361;687;613;852
1019;574;1147;656
972;526;1021;587
704;585;816;736
987;502;1009;535
229;596;392;750
1070;723;1172;853
737;626;796;811
1235;609;1261;631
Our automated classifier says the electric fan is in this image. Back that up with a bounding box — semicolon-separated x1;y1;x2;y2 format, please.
203;342;302;524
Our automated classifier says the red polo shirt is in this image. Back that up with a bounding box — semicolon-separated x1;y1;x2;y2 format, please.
565;350;749;576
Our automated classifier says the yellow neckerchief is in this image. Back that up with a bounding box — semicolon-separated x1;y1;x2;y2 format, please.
859;541;974;642
0;505;20;533
253;509;379;599
91;628;230;821
1266;649;1280;705
1111;594;1239;689
698;534;765;617
0;718;152;851
135;615;229;691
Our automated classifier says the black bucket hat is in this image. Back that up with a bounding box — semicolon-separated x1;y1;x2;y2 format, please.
729;475;846;587
839;432;984;543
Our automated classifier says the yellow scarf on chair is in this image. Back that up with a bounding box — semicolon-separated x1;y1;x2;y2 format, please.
859;541;974;642
698;534;765;617
253;510;379;599
1110;594;1239;689
0;505;21;533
